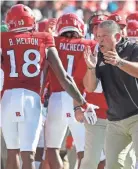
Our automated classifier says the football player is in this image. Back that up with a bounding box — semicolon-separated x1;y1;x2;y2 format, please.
87;13;108;40
126;12;138;43
1;5;93;169
0;24;8;169
43;13;97;169
35;83;50;169
107;13;127;37
38;18;57;36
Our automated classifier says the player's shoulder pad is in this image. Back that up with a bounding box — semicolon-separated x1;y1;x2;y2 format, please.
82;38;97;46
33;32;55;47
1;32;14;44
1;32;12;38
54;36;70;47
54;36;66;42
33;32;53;39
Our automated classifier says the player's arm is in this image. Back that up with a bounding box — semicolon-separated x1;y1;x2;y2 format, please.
73;99;84;122
46;47;86;105
40;61;49;97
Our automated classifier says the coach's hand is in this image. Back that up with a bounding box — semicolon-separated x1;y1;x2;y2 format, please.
84;46;97;69
103;51;121;66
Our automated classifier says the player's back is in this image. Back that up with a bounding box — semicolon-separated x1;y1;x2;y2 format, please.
48;36;96;93
1;31;54;94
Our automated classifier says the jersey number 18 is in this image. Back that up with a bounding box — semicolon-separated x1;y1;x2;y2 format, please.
7;49;40;77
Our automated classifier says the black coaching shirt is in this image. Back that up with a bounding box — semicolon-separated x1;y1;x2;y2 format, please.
96;38;138;121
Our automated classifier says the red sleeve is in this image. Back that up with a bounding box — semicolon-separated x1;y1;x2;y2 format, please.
74;40;97;81
90;40;97;53
74;54;87;81
75;79;84;94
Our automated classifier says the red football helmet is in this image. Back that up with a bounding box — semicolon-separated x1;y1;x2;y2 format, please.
56;13;85;37
126;12;138;23
90;15;108;25
108;13;126;29
127;22;138;37
87;14;108;33
5;4;36;32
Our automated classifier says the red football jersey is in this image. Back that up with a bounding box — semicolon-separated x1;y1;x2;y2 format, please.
1;32;55;94
48;36;96;93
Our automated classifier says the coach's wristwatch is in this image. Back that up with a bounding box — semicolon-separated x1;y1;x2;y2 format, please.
87;67;96;70
116;59;125;67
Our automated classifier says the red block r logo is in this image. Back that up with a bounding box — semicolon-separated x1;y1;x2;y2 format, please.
66;113;71;117
16;112;21;117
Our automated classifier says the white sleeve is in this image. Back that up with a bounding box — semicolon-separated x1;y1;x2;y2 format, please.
0;68;4;91
94;80;103;93
93;43;103;93
100;149;106;161
93;43;99;55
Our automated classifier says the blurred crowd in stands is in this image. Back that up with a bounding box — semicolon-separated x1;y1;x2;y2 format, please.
1;0;138;24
